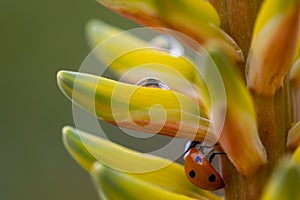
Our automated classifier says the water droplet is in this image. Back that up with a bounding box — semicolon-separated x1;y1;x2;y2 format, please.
150;35;184;56
135;77;170;90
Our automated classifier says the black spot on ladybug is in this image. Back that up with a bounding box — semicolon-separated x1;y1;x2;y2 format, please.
208;174;216;182
189;170;196;178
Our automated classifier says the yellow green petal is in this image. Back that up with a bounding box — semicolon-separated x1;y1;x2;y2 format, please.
290;58;300;127
204;41;267;176
290;58;300;89
260;158;300;200
85;19;147;51
293;145;300;165
287;121;300;151
97;0;220;27
85;19;197;82
247;0;300;95
57;70;215;143
85;19;211;113
96;0;243;53
292;144;300;170
63;126;221;200
91;163;195;200
253;0;299;36
294;22;300;61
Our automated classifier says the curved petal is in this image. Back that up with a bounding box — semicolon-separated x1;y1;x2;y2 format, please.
85;19;210;113
290;58;300;90
253;0;299;36
96;0;243;58
91;163;198;200
287;121;300;151
290;58;300;129
293;145;300;165
97;0;220;28
63;126;222;200
260;158;300;200
204;42;266;176
247;0;300;95
57;70;215;143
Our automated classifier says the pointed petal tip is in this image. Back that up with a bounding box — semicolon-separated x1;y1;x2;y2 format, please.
56;70;78;100
91;161;104;174
61;125;77;150
61;126;98;171
85;19;109;36
62;125;75;136
287;121;300;151
57;70;76;81
86;18;101;28
62;125;73;149
56;70;73;86
248;0;300;95
57;70;67;88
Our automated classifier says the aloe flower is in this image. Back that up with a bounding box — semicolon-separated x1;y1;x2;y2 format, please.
56;0;300;199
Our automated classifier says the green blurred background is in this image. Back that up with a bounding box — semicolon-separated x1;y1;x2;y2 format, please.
0;0;138;199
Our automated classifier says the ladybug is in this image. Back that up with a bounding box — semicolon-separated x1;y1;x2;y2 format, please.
184;141;225;190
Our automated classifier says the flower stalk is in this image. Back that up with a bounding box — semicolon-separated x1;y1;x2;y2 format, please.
209;0;264;57
57;0;300;199
210;0;295;199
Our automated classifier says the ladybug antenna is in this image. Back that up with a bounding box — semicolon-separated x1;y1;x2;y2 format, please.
208;152;226;163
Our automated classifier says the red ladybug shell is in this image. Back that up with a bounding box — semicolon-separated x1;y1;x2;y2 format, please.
184;148;225;190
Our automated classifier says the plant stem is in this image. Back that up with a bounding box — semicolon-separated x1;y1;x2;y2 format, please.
221;157;242;200
222;81;290;200
209;0;263;58
210;0;292;199
241;84;290;199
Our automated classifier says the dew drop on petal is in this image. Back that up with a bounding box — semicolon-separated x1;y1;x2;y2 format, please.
135;77;170;90
150;35;184;56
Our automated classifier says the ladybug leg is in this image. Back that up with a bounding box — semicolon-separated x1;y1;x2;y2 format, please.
208;152;226;163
